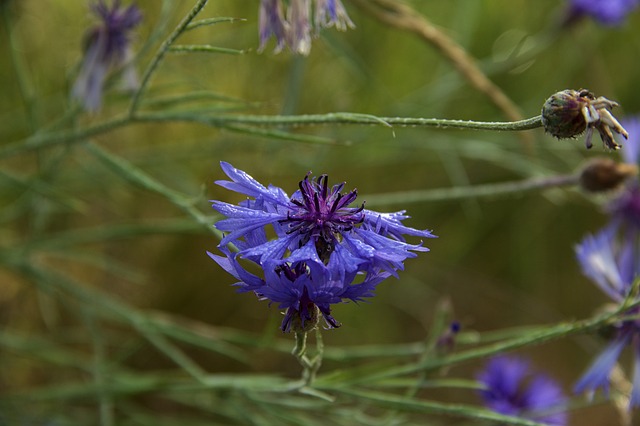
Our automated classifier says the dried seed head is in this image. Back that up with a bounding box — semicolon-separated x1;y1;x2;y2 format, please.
579;157;638;192
541;89;628;150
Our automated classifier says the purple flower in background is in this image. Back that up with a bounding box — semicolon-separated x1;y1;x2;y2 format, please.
478;356;568;426
567;0;639;26
72;0;142;112
574;226;640;408
209;162;434;331
607;116;640;228
258;0;288;53
287;0;312;55
258;0;354;54
314;0;355;32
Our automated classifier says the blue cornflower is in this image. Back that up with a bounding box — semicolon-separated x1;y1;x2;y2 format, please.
209;162;434;331
567;0;639;26
478;356;568;426
258;0;354;54
212;162;435;277
72;0;142;112
574;226;640;408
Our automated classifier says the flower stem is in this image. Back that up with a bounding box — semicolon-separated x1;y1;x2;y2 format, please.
292;329;324;386
128;0;209;116
153;111;544;131
1;112;544;160
365;173;579;206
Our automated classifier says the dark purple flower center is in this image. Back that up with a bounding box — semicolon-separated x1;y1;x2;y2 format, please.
282;174;364;260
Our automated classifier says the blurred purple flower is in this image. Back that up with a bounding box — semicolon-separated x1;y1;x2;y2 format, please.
314;0;355;32
258;0;288;53
209;162;434;331
258;0;354;54
574;226;640;408
72;0;142;112
478;356;568;426
607;116;640;228
567;0;639;26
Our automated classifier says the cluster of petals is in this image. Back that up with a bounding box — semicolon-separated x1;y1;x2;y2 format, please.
259;0;354;55
209;162;435;331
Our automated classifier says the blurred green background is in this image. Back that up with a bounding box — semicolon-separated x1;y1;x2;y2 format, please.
1;0;639;424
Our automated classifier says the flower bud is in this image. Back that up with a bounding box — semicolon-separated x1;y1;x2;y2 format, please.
541;89;628;150
542;89;591;139
579;158;638;192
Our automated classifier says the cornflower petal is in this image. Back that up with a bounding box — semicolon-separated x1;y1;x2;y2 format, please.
212;203;284;247
575;335;629;394
216;162;290;207
240;236;296;265
575;228;626;301
363;210;437;240
206;249;263;291
631;347;640;407
621;117;640;165
340;270;392;302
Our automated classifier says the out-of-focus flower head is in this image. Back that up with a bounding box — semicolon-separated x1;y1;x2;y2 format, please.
477;355;568;426
566;0;640;26
72;0;142;112
258;0;354;55
209;162;434;332
574;226;640;408
579;158;638;193
258;0;288;53
541;89;628;150
606;117;640;228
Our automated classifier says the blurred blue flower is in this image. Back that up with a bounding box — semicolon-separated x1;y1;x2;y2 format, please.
607;117;640;227
258;0;354;54
478;355;568;426
209;162;434;331
72;0;142;112
574;226;640;408
568;0;639;26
